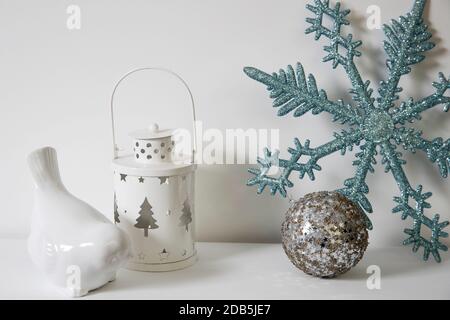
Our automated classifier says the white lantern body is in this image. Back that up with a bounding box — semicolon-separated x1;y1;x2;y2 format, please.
112;126;197;271
110;68;198;272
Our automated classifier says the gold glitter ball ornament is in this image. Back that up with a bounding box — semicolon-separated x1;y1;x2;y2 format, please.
281;191;368;278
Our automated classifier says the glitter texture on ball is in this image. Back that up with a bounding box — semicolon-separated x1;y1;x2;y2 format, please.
281;191;368;278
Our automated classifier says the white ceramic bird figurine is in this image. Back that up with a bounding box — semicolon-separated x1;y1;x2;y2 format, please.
27;147;131;297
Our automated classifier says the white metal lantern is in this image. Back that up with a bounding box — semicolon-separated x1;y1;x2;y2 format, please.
110;68;197;272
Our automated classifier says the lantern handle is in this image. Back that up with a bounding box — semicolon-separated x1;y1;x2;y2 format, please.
110;67;197;162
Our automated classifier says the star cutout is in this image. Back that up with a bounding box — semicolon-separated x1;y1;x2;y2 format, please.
138;177;145;183
120;174;127;182
159;177;169;185
159;248;169;261
137;252;146;260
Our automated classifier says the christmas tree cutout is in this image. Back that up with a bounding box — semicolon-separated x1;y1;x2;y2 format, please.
134;197;159;237
114;193;120;224
178;199;193;232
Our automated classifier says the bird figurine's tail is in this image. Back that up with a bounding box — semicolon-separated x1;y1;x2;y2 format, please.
27;147;65;190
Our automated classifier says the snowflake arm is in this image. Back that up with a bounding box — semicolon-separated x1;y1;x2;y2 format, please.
393;127;450;178
380;141;449;262
248;129;362;197
337;142;377;229
247;148;291;197
378;0;435;110
243;64;359;124
393;73;450;124
305;0;375;112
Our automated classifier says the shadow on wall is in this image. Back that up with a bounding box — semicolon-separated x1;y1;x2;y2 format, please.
193;0;450;245
195;164;289;243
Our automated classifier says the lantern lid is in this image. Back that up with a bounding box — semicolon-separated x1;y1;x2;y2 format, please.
112;155;196;177
129;123;174;140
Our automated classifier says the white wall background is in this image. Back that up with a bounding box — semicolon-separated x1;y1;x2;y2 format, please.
0;0;449;248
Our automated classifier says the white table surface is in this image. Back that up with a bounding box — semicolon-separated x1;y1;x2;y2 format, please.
1;238;449;300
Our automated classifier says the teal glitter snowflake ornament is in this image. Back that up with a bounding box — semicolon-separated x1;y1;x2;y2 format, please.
245;0;450;262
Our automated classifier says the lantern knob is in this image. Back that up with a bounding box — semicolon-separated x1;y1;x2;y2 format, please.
148;123;159;133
